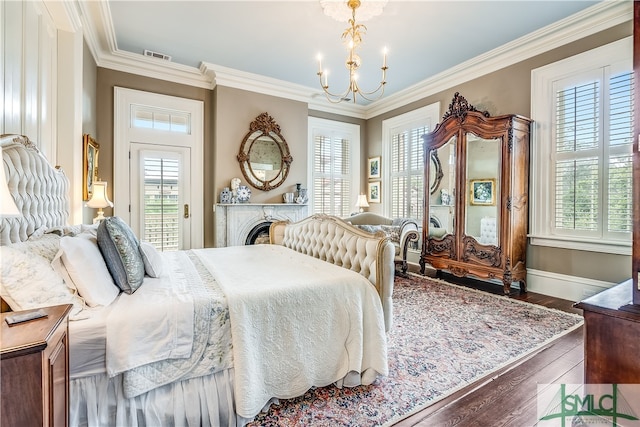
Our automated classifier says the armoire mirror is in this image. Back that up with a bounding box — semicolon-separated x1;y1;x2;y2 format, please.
428;136;456;238
464;133;501;246
237;112;292;191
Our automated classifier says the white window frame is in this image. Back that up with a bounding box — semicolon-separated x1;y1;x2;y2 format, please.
307;117;360;216
382;102;440;221
530;36;632;255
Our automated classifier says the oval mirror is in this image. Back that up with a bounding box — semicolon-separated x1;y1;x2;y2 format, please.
237;113;292;191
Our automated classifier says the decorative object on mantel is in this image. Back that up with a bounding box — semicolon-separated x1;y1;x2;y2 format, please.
355;194;369;213
237;113;292;192
283;192;295;203
85;181;113;223
295;183;308;204
219;187;232;204
236;185;251;203
316;0;388;104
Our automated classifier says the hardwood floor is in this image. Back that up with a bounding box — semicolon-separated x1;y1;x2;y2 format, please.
394;273;585;427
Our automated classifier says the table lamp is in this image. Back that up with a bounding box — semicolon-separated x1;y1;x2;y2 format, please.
355;194;369;213
86;181;113;223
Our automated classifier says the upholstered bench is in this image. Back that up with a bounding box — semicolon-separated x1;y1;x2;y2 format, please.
344;212;419;274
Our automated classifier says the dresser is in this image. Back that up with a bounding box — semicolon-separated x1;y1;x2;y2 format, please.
575;280;640;384
1;304;72;427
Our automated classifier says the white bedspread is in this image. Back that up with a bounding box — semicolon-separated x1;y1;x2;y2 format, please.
194;245;388;419
105;269;194;376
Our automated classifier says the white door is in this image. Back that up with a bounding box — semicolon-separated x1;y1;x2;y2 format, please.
114;87;204;250
130;145;191;250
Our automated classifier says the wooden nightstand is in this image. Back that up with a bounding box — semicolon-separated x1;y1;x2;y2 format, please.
1;304;72;427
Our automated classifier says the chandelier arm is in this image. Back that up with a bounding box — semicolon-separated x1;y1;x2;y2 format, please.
318;72;357;102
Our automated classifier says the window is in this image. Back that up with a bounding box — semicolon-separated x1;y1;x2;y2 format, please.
530;37;633;254
308;117;360;217
142;155;180;251
382;103;440;223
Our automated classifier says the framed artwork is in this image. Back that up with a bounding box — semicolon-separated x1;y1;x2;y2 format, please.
368;181;381;203
368;156;381;179
469;179;496;206
83;134;100;201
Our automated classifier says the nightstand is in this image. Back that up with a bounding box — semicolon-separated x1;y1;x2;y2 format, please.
1;304;72;427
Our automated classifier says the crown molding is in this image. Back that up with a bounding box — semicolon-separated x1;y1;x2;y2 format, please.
81;0;631;120
365;0;632;119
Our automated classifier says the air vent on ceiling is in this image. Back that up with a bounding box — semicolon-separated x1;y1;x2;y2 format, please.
143;50;172;61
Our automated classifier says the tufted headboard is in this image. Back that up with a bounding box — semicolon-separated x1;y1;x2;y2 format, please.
0;134;70;245
270;214;396;331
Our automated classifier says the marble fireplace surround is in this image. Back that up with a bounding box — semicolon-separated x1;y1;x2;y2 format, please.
215;203;308;247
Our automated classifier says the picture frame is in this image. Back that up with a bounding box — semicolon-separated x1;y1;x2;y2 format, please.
368;181;381;203
469;179;496;206
368;156;381;179
83;134;100;201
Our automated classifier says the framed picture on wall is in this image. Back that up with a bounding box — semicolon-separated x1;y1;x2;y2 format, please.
368;156;381;179
83;134;99;201
469;179;495;206
368;181;381;203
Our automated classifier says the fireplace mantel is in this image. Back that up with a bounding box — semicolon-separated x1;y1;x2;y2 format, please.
214;203;308;247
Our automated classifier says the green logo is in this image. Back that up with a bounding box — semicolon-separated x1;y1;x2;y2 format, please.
539;384;639;426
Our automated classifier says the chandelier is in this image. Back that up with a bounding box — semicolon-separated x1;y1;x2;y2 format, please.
317;0;388;104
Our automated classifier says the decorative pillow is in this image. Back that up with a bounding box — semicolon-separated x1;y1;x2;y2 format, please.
139;241;164;278
0;246;84;316
97;217;145;294
355;224;383;234
380;225;401;244
53;234;120;307
9;233;62;262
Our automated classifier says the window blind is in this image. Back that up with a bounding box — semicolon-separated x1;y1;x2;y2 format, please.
312;135;352;217
390;126;427;221
143;157;180;251
553;70;633;237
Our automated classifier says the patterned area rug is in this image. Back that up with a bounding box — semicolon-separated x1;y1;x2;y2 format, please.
248;274;583;427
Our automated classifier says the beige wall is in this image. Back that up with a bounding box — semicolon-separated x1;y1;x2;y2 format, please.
365;22;633;284
95;68;212;242
214;87;308;204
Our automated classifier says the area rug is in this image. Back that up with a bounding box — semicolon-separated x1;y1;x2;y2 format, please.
248;274;583;427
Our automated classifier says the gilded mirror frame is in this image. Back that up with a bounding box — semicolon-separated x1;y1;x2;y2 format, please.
237;113;292;191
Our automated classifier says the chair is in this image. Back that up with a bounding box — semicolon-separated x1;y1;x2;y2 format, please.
345;212;419;274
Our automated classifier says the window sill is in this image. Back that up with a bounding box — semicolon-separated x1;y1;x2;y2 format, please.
528;235;631;256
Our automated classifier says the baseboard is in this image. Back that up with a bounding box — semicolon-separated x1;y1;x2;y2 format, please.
406;262;615;302
526;268;616;302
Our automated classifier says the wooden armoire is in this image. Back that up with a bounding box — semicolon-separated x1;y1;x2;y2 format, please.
420;93;532;294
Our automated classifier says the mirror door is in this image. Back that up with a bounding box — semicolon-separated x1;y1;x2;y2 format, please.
429;135;456;239
464;133;501;246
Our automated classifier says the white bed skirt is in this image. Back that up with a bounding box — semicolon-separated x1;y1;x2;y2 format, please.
70;368;253;427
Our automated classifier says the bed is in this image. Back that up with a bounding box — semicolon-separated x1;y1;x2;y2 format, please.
0;134;395;426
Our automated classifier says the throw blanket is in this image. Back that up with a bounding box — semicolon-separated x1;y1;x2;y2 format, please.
106;251;233;398
194;245;388;419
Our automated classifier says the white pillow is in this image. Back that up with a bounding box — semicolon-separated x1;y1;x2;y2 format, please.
53;234;120;307
139;241;164;278
0;246;84;316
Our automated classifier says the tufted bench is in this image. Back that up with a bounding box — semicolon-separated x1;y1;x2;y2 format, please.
270;214;396;331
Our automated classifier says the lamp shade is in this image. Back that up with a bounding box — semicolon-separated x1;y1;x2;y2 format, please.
0;152;20;217
86;181;113;209
355;194;369;212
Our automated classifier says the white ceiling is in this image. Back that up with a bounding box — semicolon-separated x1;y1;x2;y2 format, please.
89;0;616;114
